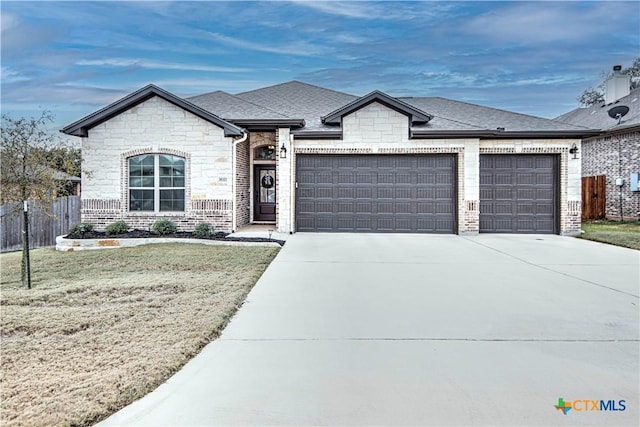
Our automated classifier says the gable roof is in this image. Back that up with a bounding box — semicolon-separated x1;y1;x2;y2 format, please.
61;84;244;137
404;97;595;137
322;90;432;126
62;80;601;140
555;88;640;133
236;81;357;132
186;90;304;129
233;81;595;138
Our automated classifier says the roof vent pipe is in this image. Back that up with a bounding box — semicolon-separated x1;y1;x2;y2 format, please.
604;65;631;105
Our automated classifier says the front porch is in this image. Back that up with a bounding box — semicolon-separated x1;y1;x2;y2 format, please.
232;224;290;241
235;129;292;234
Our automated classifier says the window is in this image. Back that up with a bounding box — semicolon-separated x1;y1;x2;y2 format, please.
129;154;185;212
254;145;276;160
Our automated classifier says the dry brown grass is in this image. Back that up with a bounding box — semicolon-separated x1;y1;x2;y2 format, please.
0;243;279;426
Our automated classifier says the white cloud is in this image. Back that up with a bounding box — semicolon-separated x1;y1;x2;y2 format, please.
1;12;18;32
75;58;251;73
289;0;455;21
465;2;632;44
204;32;329;57
289;1;376;19
1;67;30;83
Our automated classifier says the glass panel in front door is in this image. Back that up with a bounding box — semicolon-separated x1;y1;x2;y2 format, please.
260;170;276;203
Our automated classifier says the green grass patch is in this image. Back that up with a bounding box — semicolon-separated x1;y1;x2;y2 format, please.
578;220;640;250
0;244;279;427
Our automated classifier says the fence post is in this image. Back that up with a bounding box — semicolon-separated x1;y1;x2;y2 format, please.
22;201;32;289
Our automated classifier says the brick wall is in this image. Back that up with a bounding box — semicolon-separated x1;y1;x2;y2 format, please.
235;139;250;228
480;140;582;235
80;96;234;231
81;200;232;231
582;130;640;219
293;133;582;235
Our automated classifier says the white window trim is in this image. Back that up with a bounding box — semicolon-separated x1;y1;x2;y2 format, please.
129;154;185;213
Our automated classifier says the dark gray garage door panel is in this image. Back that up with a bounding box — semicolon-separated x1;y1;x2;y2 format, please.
480;155;558;233
296;154;456;233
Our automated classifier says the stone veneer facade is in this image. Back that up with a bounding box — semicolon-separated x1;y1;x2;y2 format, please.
81;96;235;231
80;97;583;235
289;102;582;235
581;130;640;219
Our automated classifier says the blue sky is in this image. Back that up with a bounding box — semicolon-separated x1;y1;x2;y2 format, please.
1;0;639;133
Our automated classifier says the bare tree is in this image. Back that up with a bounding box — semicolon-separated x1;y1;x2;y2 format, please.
1;111;78;288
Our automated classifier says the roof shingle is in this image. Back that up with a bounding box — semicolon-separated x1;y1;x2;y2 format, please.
555;88;640;132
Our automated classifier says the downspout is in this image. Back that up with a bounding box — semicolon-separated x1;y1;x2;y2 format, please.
231;131;249;232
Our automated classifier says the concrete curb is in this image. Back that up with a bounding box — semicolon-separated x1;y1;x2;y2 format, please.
55;235;282;251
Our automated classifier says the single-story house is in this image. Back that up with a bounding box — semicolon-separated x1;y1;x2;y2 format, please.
556;66;639;220
62;81;599;235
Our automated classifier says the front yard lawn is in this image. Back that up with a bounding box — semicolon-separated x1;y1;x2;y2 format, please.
578;220;640;250
0;243;279;427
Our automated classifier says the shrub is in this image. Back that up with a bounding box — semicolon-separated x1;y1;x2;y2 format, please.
105;220;129;235
150;219;178;235
68;223;94;235
193;222;215;238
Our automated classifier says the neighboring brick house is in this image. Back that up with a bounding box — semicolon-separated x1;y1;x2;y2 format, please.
62;81;598;235
556;68;640;220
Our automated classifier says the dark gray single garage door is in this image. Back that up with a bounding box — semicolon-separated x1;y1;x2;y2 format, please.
480;154;558;233
296;154;456;233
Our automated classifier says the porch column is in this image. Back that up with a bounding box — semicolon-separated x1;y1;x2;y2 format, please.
277;128;292;233
462;139;480;234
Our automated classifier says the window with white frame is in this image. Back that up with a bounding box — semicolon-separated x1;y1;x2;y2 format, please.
129;154;185;212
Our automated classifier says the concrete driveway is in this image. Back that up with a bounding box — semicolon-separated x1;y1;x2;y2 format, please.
101;234;639;426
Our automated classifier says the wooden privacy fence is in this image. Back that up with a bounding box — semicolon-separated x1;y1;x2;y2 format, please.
1;196;81;252
582;175;606;220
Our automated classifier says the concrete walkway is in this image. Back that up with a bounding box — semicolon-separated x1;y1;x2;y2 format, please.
101;234;639;426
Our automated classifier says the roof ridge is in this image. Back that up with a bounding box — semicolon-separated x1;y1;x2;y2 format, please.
236;80;356;98
188;89;292;119
187;89;228;98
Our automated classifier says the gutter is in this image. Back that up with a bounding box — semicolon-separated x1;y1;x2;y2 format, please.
410;129;602;139
598;123;640;136
292;128;602;140
290;130;343;139
227;119;305;129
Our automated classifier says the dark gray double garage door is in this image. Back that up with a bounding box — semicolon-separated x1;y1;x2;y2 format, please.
296;154;456;233
296;154;558;234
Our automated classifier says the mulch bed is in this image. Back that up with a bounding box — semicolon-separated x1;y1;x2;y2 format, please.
65;230;286;246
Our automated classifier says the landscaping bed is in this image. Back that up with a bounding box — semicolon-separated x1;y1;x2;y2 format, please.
66;229;285;246
0;243;280;426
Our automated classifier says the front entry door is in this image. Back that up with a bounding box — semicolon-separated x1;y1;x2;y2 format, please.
254;165;276;221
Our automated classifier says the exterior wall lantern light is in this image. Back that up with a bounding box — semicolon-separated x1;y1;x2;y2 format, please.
280;142;287;159
569;143;579;159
